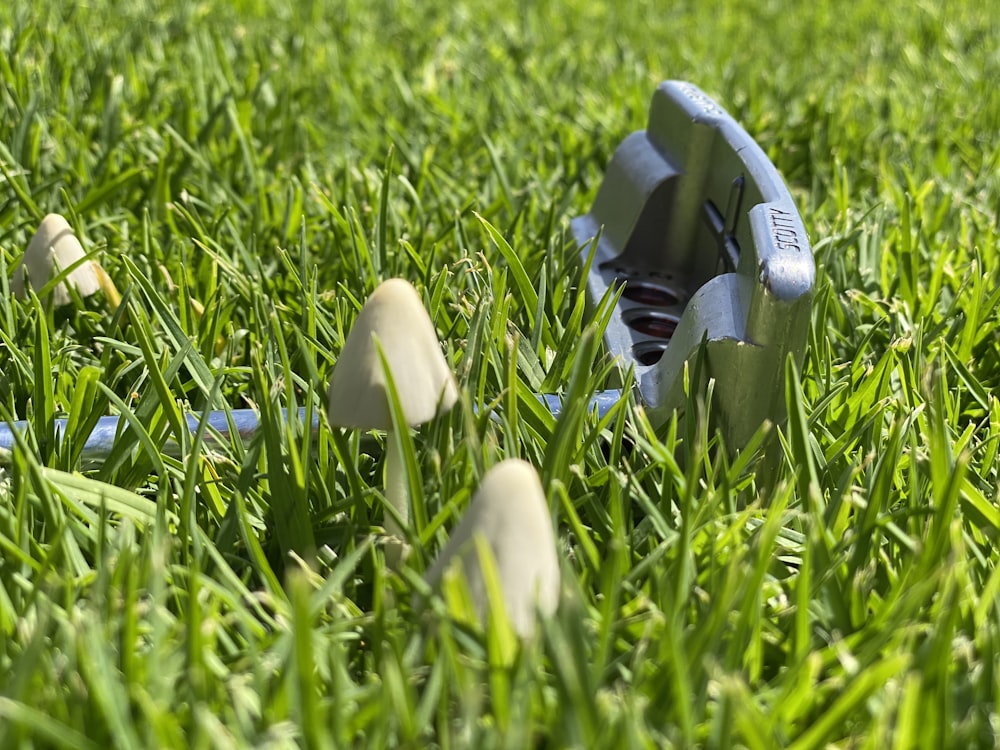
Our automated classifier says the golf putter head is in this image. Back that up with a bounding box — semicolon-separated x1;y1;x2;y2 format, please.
572;81;815;448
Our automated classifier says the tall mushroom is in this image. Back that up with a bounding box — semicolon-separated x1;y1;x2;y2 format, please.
327;278;458;565
11;213;119;308
424;459;560;638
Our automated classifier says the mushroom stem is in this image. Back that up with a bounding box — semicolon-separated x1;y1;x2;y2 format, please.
383;428;410;567
92;261;121;312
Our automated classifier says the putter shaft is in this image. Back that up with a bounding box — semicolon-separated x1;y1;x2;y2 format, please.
0;391;622;466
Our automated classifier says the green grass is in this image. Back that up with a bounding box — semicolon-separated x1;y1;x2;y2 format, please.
2;0;1000;746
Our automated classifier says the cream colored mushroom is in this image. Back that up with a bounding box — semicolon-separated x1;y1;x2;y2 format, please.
424;459;560;638
327;278;458;565
11;214;105;307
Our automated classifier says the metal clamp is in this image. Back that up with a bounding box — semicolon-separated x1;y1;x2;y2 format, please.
572;81;815;447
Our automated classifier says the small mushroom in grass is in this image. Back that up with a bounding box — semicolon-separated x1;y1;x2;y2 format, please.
327;278;458;566
424;459;560;638
11;213;119;308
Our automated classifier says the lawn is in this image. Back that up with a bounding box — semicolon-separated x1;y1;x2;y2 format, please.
2;0;1000;746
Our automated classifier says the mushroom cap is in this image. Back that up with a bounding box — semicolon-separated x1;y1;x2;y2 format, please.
327;278;458;431
11;213;101;306
425;459;560;637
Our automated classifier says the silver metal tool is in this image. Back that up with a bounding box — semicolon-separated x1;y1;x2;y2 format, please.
0;82;813;464
572;80;815;447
